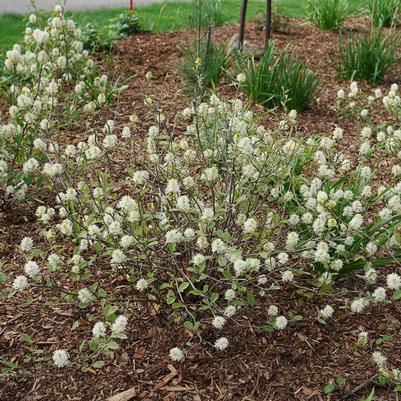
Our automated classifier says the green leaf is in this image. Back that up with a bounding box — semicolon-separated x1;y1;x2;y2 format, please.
89;341;98;351
21;333;33;343
210;292;219;304
393;290;401;300
178;282;189;293
323;383;336;394
336;376;346;385
360;388;375;401
166;289;176;305
92;360;105;369
217;256;227;266
108;341;119;350
71;320;80;330
246;291;256;307
183;321;194;331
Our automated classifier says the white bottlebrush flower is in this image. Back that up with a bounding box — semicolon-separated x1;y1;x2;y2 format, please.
165;229;183;244
169;347;185;362
24;261;41;279
372;351;387;367
224;305;236;318
348;214;363;231
281;270;294;283
111;249;126;265
268;305;278;316
103;134;118;149
351;298;368;313
214;337;229;351
23;157;39;173
386;273;401;290
212;316;226;329
202;166;219;182
165;179;180;194
277;252;289;265
176;195;191;211
332;127;343;140
372;287;386;302
112;315;128;334
243;218;258;234
13;275;29;290
337;89;345;98
78;288;93;304
192;254;205;266
131;170;149;185
52;349;69;368
357;331;368;346
224;288;236;301
136;278;148;292
319;305;334;319
92;322;106;338
19;237;33;252
211;238;226;254
276;316;288;330
286;232;299;249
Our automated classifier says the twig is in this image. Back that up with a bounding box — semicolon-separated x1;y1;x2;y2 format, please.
344;374;378;399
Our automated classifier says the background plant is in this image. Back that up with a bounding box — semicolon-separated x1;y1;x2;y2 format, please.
180;33;227;98
81;23;117;52
335;31;399;82
113;12;142;37
368;0;400;28
308;0;349;31
187;0;225;28
236;42;321;111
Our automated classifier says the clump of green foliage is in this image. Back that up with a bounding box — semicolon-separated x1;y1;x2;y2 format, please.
335;31;399;82
368;0;400;28
187;0;225;28
113;13;141;37
236;43;321;111
180;33;227;98
308;0;349;31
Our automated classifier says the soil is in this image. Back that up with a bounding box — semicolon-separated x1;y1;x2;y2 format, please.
1;16;401;401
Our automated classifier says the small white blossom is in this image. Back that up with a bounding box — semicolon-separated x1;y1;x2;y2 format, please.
52;350;69;368
169;347;185;362
111;315;128;334
92;322;106;338
214;337;229;351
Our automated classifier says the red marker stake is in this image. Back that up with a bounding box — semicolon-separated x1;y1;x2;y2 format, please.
130;0;133;14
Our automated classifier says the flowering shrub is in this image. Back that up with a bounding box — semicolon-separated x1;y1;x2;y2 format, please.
3;4;401;380
0;4;120;206
9;81;401;360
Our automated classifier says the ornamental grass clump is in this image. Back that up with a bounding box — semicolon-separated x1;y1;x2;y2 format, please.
368;0;400;28
180;35;227;97
335;31;399;83
308;0;349;31
236;43;321;111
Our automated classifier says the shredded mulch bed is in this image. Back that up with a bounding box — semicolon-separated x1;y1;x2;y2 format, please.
1;17;401;401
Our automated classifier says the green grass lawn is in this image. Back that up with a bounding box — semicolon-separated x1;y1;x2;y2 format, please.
0;0;368;57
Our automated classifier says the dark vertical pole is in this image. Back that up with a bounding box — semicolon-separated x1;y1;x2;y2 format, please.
239;0;248;51
265;0;272;48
